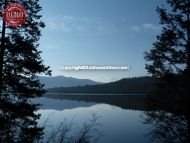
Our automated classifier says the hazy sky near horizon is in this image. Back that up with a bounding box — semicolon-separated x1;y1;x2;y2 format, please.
39;0;166;82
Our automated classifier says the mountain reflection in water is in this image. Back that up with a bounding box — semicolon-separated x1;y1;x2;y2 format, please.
33;97;159;143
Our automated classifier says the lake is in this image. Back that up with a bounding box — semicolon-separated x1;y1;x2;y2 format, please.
32;97;160;143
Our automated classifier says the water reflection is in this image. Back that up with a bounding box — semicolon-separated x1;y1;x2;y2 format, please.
36;97;156;143
32;97;96;110
143;111;188;143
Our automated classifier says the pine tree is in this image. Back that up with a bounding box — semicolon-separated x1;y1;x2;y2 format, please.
144;0;189;142
145;0;189;114
0;0;51;142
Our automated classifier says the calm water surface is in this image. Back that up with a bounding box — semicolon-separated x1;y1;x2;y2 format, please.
33;97;158;143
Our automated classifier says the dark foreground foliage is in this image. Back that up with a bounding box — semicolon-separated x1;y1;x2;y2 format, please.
0;0;51;142
144;0;190;142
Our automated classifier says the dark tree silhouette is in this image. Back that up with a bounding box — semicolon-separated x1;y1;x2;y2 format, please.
0;0;51;142
144;0;189;142
144;0;189;111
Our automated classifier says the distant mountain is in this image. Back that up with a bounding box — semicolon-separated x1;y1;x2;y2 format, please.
39;76;101;88
47;76;159;94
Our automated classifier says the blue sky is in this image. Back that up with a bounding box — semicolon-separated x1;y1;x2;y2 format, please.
39;0;166;82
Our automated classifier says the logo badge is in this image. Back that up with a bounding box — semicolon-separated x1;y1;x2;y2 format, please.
3;3;27;27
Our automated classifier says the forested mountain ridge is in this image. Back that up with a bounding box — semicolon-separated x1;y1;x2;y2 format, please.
39;76;101;88
47;76;158;94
